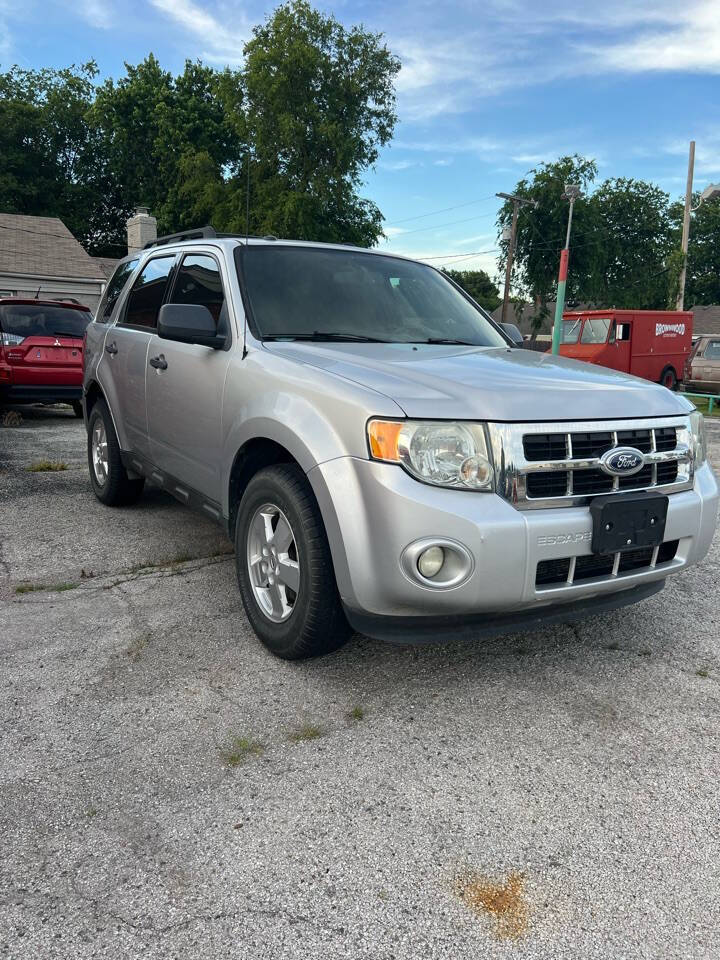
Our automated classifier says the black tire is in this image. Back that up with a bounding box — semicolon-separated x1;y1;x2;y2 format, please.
660;366;678;391
87;399;145;506
235;463;351;659
72;400;83;419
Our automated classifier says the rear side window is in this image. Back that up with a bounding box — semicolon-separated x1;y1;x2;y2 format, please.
705;340;720;360
120;256;175;330
96;259;138;324
170;254;226;323
0;304;90;343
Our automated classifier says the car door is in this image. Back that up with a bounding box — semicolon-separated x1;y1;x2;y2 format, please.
100;254;176;458
699;339;720;390
145;250;233;504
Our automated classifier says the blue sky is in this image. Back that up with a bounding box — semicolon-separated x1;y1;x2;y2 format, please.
2;0;719;283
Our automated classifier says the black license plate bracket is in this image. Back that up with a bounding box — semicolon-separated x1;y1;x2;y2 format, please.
590;492;668;554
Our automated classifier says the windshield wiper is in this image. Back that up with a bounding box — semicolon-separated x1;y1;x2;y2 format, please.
49;329;84;340
413;337;476;346
263;332;390;343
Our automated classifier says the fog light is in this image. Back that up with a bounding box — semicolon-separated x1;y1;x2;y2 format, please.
417;545;445;578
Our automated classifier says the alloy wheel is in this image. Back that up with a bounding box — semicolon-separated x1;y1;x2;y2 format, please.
246;502;300;622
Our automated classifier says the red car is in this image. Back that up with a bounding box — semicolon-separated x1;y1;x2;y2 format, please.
0;298;91;417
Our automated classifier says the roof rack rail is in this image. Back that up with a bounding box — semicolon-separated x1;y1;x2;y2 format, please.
144;225;217;249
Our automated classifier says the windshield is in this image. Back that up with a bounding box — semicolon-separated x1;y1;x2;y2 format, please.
0;303;90;342
581;317;612;344
561;319;582;344
240;246;508;347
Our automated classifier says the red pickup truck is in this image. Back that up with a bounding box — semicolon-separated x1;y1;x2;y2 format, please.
0;298;91;416
558;309;693;390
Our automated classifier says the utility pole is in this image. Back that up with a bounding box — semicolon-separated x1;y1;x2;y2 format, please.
550;183;582;355
496;192;537;327
676;140;695;311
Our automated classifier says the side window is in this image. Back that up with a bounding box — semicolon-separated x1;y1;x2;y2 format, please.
120;256;175;330
706;341;720;360
170;254;226;326
96;258;139;324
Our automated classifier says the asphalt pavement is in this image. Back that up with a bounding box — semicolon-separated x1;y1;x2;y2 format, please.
1;405;719;959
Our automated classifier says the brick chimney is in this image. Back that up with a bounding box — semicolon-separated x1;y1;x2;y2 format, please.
127;206;157;254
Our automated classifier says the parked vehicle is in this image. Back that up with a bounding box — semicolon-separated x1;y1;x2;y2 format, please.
82;230;717;658
685;336;720;394
0;298;91;416
558;309;693;390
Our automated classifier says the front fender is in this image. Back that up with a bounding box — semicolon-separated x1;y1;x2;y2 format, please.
220;350;404;517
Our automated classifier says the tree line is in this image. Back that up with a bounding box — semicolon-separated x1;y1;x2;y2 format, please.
496;155;720;324
0;0;399;256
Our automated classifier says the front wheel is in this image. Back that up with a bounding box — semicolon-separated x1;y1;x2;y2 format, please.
87;399;145;506
660;366;678;391
235;464;351;659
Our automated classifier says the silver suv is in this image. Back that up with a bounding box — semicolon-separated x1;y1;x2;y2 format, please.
83;229;718;658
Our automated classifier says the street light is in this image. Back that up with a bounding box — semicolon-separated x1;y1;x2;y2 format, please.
695;182;720;209
550;183;582;355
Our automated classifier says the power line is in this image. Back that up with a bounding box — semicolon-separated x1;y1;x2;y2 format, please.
417;246;499;261
384;194;497;226
389;210;497;238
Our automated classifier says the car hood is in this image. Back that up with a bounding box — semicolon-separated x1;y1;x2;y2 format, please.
264;342;693;421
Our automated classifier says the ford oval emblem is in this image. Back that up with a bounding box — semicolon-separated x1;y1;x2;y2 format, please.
600;446;646;477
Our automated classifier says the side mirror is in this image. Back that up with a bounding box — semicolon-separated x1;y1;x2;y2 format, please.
500;322;524;346
157;303;227;349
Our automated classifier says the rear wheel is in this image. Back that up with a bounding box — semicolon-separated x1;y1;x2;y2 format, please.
660;366;678;391
87;399;144;506
235;464;351;659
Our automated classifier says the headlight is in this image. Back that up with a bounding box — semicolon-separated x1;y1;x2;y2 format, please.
367;419;494;491
690;410;707;465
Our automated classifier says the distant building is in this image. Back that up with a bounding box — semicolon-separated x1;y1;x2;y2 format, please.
492;301;720;338
0;207;159;312
0;214;108;311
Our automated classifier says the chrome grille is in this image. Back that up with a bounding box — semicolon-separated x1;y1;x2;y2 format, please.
489;416;694;509
536;540;679;589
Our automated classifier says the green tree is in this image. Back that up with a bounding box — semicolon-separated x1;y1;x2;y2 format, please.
0;62;102;246
672;196;720;306
586;178;676;309
442;269;500;310
227;0;400;245
497;155;598;335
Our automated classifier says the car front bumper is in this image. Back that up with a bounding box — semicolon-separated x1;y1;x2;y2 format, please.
308;457;718;640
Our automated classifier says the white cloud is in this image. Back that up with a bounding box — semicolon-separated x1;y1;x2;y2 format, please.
79;0;111;29
379;159;416;171
582;2;720;74
383;227;408;238
433;159;453;167
149;0;249;63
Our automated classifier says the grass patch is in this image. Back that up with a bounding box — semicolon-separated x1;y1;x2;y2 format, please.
220;736;264;768
26;460;68;472
126;633;150;663
689;396;720;418
696;668;710;678
15;581;78;594
287;723;323;743
454;870;529;940
348;705;365;721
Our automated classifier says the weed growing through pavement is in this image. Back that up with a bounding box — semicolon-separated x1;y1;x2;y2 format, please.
696;668;710;678
221;736;264;767
454;869;529;939
26;460;68;472
348;705;365;721
288;723;323;743
126;633;151;663
15;581;78;594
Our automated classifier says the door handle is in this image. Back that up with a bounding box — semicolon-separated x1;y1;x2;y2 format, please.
149;354;168;370
105;341;118;355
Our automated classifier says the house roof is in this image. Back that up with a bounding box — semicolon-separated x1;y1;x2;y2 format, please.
92;256;119;279
0;214;106;281
688;304;720;337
